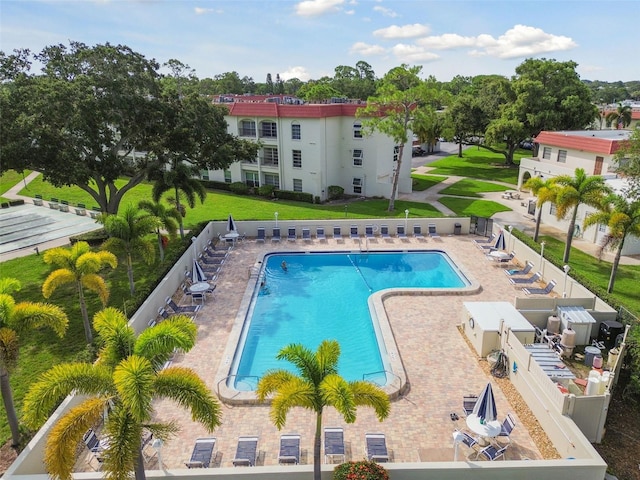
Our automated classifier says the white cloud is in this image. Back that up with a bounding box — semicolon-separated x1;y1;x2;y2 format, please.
391;44;439;63
350;41;386;56
417;33;477;50
280;66;311;81
194;7;222;15
373;5;398;18
295;0;345;17
374;23;430;39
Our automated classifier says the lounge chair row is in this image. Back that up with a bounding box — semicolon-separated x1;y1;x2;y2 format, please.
33;195;101;217
184;430;391;468
255;224;441;242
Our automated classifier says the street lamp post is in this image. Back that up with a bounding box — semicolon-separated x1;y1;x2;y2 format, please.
452;430;464;461
539;241;545;271
404;209;409;231
152;438;164;470
563;264;571;298
508;225;513;251
274;211;278;228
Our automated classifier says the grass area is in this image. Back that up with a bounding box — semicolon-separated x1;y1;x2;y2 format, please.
538;236;640;316
0;239;189;442
0;170;30;204
439;179;510;197
427;147;525;184
439;197;513;217
410;174;446;191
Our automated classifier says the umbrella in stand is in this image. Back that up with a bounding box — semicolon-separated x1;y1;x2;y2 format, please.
472;383;497;423
493;230;506;251
227;214;237;233
192;259;207;283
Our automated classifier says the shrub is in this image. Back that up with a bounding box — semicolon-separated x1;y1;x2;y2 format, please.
69;228;109;246
229;182;249;195
328;185;344;200
333;461;389;480
258;185;275;197
275;189;314;203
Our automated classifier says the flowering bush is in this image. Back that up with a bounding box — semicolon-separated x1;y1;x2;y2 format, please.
333;460;389;480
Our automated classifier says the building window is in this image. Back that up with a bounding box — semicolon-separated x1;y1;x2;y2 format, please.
291;123;301;140
264;173;280;188
262;147;279;166
598;223;607;233
292;150;302;168
393;146;400;162
542;147;551;159
353;177;362;194
200;170;209;181
293;179;302;192
557;149;567;163
353;149;363;167
260;121;277;138
353;122;363;139
549;203;557;215
224;169;232;183
239;120;256;137
244;171;259;187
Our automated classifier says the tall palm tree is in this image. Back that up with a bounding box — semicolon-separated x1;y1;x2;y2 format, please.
22;307;221;480
605;103;633;129
42;241;116;344
256;340;390;480
102;204;160;295
584;194;640;293
138;200;181;262
0;278;68;446
150;162;206;238
523;176;558;242
552;168;611;263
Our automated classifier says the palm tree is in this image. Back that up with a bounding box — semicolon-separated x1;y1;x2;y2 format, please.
256;340;390;480
150;162;206;238
0;278;68;446
22;307;221;480
138;200;181;262
102;204;160;295
584;194;640;293
42;241;117;344
552;168;611;263
523;176;558;242
605;103;633;129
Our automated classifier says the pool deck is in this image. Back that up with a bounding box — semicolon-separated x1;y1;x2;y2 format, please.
109;235;549;469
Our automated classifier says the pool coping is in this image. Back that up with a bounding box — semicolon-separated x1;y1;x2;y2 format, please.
214;249;481;404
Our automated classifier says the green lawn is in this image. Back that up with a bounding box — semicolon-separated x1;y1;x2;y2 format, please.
427;147;525;184
0;170;30;204
439;197;513;217
410;174;446;191
439;179;510;197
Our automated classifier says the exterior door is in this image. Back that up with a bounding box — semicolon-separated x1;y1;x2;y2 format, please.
594;156;603;175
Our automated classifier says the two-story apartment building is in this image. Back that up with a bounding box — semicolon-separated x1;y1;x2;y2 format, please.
518;129;640;255
201;102;413;202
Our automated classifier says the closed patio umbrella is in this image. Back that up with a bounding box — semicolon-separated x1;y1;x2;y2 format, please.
472;383;497;423
493;230;506;251
227;214;237;233
192;259;207;283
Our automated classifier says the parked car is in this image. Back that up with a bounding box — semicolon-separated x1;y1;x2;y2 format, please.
412;146;426;157
519;140;533;150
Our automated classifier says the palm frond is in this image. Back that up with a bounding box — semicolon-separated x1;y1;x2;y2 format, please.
134;315;197;367
76;250;118;274
113;355;154;422
0;294;16;328
256;369;297;400
43;246;74;270
269;377;316;428
153;366;223;431
101;407;142;480
81;273;111;305
10;301;69;337
42;269;76;299
0;327;20;371
0;278;21;295
320;374;357;423
93;308;136;368
349;380;391;421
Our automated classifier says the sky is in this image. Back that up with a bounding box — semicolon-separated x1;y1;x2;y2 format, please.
1;0;638;84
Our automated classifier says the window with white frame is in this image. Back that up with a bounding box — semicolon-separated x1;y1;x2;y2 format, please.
224;169;232;183
542;147;551;159
353;177;362;194
200;170;209;181
393;146;400;162
598;223;607;233
262;147;279;166
260;121;277;138
353;122;363;139
264;173;280;188
291;123;301;140
239;120;256;137
549;203;557;215
244;171;259;187
557;149;567;163
293;178;302;192
353;149;363;167
292;150;302;168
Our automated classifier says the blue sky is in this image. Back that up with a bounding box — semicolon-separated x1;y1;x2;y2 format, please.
1;0;638;83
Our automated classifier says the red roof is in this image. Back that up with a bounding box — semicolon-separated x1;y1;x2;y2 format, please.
535;131;628;155
226;103;363;118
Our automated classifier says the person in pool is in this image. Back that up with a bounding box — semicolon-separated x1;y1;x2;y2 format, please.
281;260;288;272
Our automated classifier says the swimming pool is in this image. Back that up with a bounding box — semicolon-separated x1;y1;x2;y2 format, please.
227;251;470;392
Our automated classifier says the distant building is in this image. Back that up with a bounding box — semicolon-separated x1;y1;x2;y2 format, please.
519;130;640;255
201;102;413;201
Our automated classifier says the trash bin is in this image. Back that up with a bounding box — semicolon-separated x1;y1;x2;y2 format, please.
454;223;462;235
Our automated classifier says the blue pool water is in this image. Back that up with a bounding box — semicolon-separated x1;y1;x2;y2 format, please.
230;251;468;390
